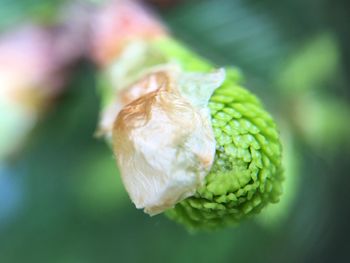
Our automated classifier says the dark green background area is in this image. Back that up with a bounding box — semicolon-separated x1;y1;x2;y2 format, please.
0;0;349;262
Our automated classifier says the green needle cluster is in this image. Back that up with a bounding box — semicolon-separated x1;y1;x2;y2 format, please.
166;69;283;229
152;38;283;230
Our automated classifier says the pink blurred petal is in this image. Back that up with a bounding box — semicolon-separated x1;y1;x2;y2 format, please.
91;0;167;66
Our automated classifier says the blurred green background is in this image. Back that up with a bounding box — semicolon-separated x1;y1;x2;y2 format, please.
0;0;349;262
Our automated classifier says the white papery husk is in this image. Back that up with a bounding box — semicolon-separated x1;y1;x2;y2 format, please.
110;68;225;215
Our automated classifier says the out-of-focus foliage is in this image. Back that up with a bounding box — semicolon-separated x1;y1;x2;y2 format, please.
277;34;350;151
277;34;339;93
0;0;65;29
0;0;349;262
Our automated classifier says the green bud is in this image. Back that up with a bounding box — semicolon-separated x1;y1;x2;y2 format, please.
99;36;283;230
166;69;283;230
